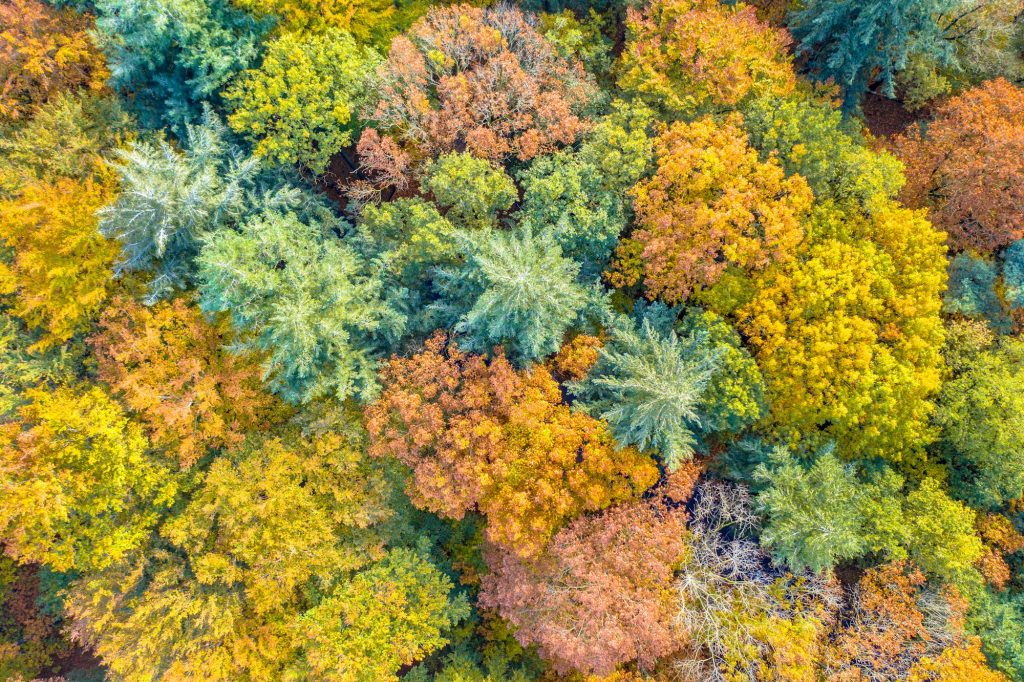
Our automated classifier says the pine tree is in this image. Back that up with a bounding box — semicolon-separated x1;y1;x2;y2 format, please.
434;227;593;364
569;317;719;469
197;210;405;404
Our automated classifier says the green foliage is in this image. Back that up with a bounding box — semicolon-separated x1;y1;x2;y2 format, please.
1002;238;1024;308
90;0;269;129
938;337;1024;508
743;92;906;206
789;0;958;109
902;477;984;582
434;227;593;364
570;316;719;469
677;308;766;436
296;548;470;681
225;29;381;173
99;111;315;302
198;210;404;403
422;153;518;230
943;253;1010;332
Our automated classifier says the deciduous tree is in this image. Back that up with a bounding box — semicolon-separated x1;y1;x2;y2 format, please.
225;29;381;174
617;0;795;118
91;295;288;468
0;0;108;121
895;78;1024;252
356;4;598;191
626;114;811;304
365;333;658;557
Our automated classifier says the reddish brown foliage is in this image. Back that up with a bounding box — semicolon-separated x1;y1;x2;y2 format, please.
478;495;689;676
365;332;658;558
826;562;968;681
895;79;1024;252
91;296;289;468
357;4;598;191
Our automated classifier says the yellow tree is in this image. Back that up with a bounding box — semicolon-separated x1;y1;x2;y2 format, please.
736;202;947;466
617;0;794;118
0;386;174;572
0;176;119;350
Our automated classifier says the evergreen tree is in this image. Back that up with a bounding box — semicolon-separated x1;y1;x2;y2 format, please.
789;0;958;109
434;227;593;365
198;210;405;404
569;317;719;469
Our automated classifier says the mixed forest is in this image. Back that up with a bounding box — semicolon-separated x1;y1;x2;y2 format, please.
3;0;1024;679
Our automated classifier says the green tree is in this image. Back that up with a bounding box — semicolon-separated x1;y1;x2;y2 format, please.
225;29;381;174
569;316;719;469
937;337;1024;508
90;0;268;128
902;477;984;582
789;0;958;109
421;153;517;230
197;210;405;403
434;227;593;364
99;111;313;302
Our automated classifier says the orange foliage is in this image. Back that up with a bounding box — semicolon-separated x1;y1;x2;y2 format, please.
908;638;1010;682
629;114;811;304
0;0;107;121
826;562;970;681
91;296;289;469
976;513;1024;590
357;4;597;192
365;332;658;557
549;334;603;381
896;78;1024;252
618;0;794;117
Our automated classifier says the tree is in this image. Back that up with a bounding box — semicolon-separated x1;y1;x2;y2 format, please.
479;495;690;676
902;478;984;581
90;0;267;128
224;29;381;174
421;153;517;230
0;175;119;349
908;638;1010;682
943;253;1010;332
937;337;1024;508
754;447;872;573
91;295;288;468
895;78;1024;252
625;114;811;304
569;317;720;470
295;549;469;681
1001;238;1024;308
0;0;108;121
674;481;840;682
825;561;986;680
356;3;598;192
736;202;947;465
365;333;658;557
66;420;463;681
198;210;405;404
0;386;173;572
230;0;396;44
433;227;593;365
789;0;957;109
617;0;795;118
516;101;655;279
742;92;906;207
676;308;766;436
98;111;309;302
0;92;131;197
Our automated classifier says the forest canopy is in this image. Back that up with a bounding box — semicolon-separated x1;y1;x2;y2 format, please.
2;0;1024;680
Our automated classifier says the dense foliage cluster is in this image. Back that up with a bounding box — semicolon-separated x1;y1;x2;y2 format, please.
2;0;1024;680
